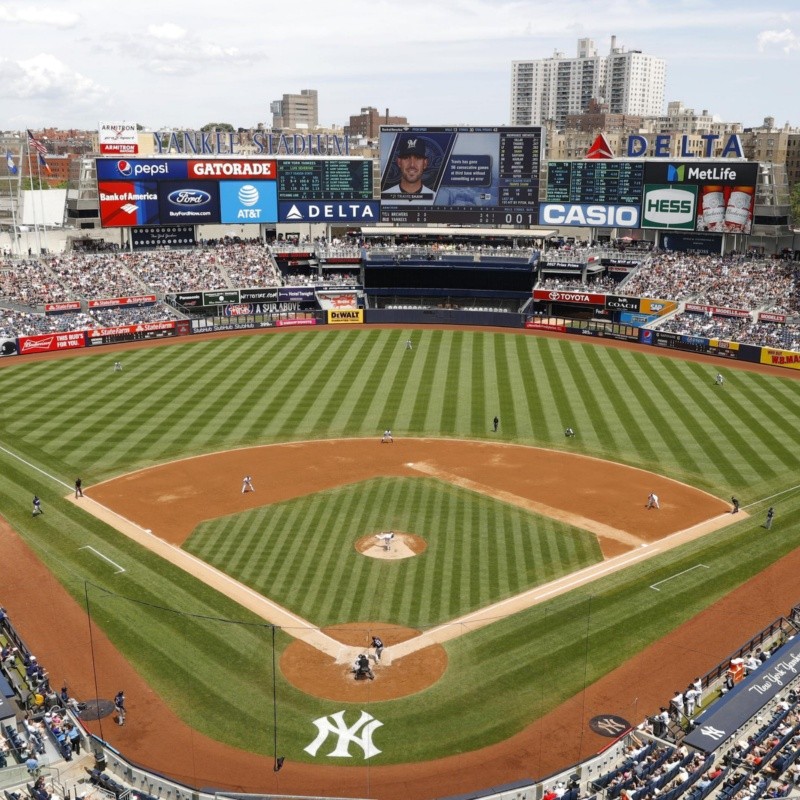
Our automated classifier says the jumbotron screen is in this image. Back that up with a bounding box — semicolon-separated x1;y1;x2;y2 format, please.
379;126;543;226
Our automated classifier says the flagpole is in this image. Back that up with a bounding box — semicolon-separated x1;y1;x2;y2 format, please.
35;154;49;255
25;136;42;257
7;148;21;258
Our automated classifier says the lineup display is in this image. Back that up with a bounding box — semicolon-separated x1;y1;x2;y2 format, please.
278;160;373;200
96;157;373;227
546;161;644;205
379;126;542;226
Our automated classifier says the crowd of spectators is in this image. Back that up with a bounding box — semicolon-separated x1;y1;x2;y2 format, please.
656;314;800;351
537;275;621;292
621;254;797;312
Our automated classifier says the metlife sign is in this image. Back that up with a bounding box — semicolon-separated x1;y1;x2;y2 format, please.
641;185;698;230
539;203;640;228
278;200;380;223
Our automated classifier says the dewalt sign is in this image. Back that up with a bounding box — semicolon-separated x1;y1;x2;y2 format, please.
328;309;364;325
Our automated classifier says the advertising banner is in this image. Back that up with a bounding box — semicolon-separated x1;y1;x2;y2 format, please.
276;159;373;200
173;292;203;308
99;122;139;155
0;338;17;357
643;161;758;234
538;203;640;228
275;318;318;327
760;348;800;370
220;181;277;224
328;309;364;325
240;288;280;303
86;320;177;345
88;295;157;309
278;287;316;302
131;225;195;250
159;181;220;224
99;180;159;227
639;298;677;316
540;259;584;270
317;292;358;309
202;290;241;306
758;312;788;324
640;184;697;230
18;331;86;354
533;289;605;305
685;303;749;318
279;200;379;223
605;295;640;312
44;301;82;314
96;159;188;181
525;320;567;332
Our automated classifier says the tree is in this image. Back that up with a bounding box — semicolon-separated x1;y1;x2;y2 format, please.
790;182;800;229
201;122;234;132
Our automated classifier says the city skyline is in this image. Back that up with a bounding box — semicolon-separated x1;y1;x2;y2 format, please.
0;0;798;133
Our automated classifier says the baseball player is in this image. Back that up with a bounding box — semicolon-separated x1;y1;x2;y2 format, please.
241;475;254;494
405;338;413;350
493;416;499;432
371;635;384;662
113;361;123;372
75;478;83;498
715;373;724;386
32;495;43;516
565;427;575;438
646;492;660;509
381;430;393;443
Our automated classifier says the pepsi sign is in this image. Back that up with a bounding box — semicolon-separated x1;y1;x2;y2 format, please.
96;158;188;181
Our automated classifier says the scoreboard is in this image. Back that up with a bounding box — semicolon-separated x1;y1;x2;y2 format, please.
546;161;644;205
277;160;373;200
379;126;542;226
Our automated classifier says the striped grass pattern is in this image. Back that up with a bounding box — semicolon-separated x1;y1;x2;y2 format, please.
185;477;603;627
0;328;799;764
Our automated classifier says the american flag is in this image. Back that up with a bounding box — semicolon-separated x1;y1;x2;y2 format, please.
27;129;48;156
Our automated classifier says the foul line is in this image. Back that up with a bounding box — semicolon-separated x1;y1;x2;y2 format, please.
0;444;72;490
80;545;126;574
650;564;708;592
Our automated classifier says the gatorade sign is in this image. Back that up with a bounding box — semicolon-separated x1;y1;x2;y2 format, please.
328;309;363;324
641;185;697;230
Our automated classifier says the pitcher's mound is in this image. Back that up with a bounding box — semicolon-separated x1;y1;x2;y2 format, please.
355;531;427;560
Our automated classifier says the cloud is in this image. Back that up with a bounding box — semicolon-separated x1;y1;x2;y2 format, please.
147;23;186;41
757;28;800;53
0;53;109;106
0;4;79;27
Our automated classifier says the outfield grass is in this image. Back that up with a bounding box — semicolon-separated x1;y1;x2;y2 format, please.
1;328;799;765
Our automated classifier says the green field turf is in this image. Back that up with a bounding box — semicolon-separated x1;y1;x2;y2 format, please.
185;476;603;627
1;327;799;766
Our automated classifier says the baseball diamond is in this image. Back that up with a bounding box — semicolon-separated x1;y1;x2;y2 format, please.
0;325;799;800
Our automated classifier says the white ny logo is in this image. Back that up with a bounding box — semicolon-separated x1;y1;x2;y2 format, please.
595;717;627;735
305;710;383;759
700;725;726;741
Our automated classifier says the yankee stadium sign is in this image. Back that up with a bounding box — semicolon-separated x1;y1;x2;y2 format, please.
153;130;349;157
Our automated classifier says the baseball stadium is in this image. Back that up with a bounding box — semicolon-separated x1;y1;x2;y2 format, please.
0;140;800;800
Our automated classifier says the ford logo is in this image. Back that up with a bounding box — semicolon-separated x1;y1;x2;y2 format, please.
168;189;211;206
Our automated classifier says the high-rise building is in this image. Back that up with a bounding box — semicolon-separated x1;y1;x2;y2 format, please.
511;37;665;129
270;89;319;130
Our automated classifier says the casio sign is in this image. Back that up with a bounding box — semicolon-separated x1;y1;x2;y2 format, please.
168;189;211;206
541;204;640;227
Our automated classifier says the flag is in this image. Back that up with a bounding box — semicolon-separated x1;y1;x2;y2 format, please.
5;151;17;175
27;129;48;156
38;152;52;176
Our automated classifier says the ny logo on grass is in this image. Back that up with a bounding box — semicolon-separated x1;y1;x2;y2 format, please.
305;710;383;758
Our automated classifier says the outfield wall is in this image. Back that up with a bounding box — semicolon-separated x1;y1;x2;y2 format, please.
3;305;800;373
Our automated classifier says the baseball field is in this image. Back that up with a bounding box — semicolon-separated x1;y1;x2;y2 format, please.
1;325;799;799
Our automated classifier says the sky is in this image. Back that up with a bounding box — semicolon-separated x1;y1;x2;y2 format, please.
0;0;798;133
